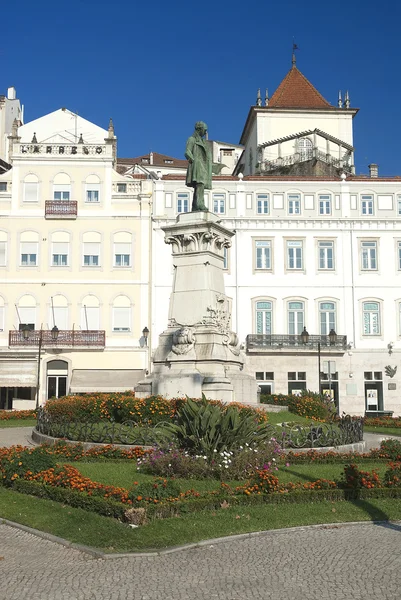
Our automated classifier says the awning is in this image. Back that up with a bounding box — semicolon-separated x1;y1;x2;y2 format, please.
69;369;145;394
0;361;37;387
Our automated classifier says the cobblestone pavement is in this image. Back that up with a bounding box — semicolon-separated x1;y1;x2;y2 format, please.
1;522;401;599
0;427;35;448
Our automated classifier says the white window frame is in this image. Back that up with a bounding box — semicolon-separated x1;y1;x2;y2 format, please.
114;243;131;268
20;242;38;267
83;242;100;267
363;301;380;335
318;241;334;270
288;194;301;215
85;189;100;203
255;240;271;270
23;182;39;203
177;193;190;213
361;195;374;216
53;186;71;201
256;301;273;334
287;240;303;270
213;193;226;214
80;305;100;330
319;195;331;215
288;301;304;335
51;242;69;267
256;194;269;215
0;241;6;267
112;306;131;332
361;241;377;270
319;301;336;335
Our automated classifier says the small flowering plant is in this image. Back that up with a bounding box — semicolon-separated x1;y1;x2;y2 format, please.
383;462;401;488
342;464;381;490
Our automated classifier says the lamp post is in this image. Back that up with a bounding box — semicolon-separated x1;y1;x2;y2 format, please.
142;326;149;346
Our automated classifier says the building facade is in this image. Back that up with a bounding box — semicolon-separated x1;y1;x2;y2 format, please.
0;105;151;409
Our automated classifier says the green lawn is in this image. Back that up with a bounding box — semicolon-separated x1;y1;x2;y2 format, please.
1;486;401;553
364;426;401;437
0;419;36;429
267;411;314;426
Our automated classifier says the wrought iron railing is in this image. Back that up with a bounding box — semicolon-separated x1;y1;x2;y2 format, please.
15;143;108;156
260;150;352;173
45;200;77;217
9;330;105;347
275;416;364;449
247;334;348;351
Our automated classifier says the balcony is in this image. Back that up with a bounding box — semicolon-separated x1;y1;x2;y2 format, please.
45;200;77;219
13;142;112;158
246;334;347;353
9;330;105;348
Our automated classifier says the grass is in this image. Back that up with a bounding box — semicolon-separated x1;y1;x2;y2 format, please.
266;411;315;426
364;426;401;437
0;419;36;429
1;486;401;553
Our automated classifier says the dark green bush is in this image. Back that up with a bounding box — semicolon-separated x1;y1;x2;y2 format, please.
379;439;401;461
1;447;56;486
260;390;335;421
129;477;182;503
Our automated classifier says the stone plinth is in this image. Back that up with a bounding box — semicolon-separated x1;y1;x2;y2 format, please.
135;211;259;403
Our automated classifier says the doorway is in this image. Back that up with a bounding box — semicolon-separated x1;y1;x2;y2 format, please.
46;360;68;399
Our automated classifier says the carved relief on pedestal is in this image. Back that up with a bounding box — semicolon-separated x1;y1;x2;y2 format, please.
171;326;196;355
165;230;231;256
222;331;241;356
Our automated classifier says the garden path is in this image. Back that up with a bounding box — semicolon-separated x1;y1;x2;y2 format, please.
0;427;36;448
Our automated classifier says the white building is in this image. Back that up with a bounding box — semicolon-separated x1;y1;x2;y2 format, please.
149;61;401;417
0;101;151;409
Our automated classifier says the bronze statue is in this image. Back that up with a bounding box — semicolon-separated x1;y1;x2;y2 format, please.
185;121;225;212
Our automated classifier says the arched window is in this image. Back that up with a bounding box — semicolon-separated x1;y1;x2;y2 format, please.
363;301;380;335
298;138;313;161
113;232;132;268
255;301;272;334
288;301;304;335
17;294;36;330
81;295;100;330
49;295;68;330
85;174;100;203
23;174;39;203
319;301;336;335
82;232;101;267
112;295;131;332
53;173;71;201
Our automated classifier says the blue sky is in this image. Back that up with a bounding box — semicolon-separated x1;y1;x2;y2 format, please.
2;0;400;175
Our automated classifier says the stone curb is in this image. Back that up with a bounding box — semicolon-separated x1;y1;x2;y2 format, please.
2;516;400;560
31;428;152;451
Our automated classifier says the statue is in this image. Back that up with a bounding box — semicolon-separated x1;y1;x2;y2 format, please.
185;121;226;212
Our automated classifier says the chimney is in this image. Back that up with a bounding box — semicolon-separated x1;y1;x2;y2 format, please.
368;163;378;178
7;87;16;100
149;151;153;165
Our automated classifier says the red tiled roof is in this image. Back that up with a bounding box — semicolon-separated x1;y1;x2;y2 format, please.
118;152;187;168
269;66;332;109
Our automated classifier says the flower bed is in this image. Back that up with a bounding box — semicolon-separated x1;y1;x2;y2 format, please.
260;390;336;421
0;410;36;421
365;416;401;428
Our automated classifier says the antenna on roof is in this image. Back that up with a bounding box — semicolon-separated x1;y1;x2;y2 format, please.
256;88;262;107
338;90;343;108
292;41;299;66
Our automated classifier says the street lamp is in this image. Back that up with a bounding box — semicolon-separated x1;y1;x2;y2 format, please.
300;327;309;344
142;326;149;346
51;325;59;341
329;328;337;345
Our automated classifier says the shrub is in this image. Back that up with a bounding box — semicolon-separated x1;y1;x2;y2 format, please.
260;390;335;421
378;439;401;461
341;464;381;490
159;397;272;458
365;416;401;428
0;446;56;486
0;410;36;421
244;469;280;495
129;477;182;504
383;462;401;488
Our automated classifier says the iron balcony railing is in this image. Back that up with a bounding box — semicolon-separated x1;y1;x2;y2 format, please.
45;200;78;217
9;330;105;348
246;334;348;351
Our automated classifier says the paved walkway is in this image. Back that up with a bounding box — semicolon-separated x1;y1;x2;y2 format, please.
0;426;36;448
1;521;401;599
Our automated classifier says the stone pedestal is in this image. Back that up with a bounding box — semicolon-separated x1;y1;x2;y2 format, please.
135;211;259;403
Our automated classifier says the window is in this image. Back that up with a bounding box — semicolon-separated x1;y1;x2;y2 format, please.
0;182;7;191
17;296;36;331
318;241;334;270
20;242;38;266
319;195;331;215
0;241;6;266
54;189;70;201
117;183;127;193
298;138;313;161
112;295;131;332
177;193;189;213
256;301;272;334
361;241;377;270
363;301;380;335
288;194;301;215
255;372;274;394
398;242;401;270
52;242;69;266
287;241;303;270
83;242;100;266
164;159;174;164
23;175;39;203
256;194;269;214
114;243;131;267
49;296;68;330
86;190;99;203
288;301;304;335
398;196;401;215
287;371;307;395
255;240;271;270
81;296;100;330
361;195;374;215
213;193;225;214
319;302;336;335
